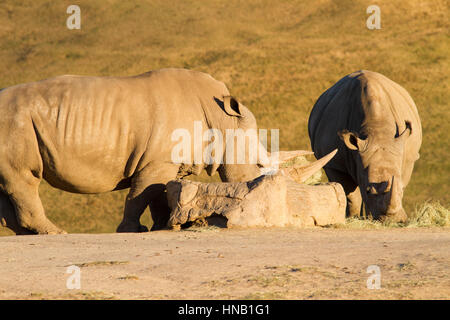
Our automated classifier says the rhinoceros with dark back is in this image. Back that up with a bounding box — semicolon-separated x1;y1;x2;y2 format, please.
308;70;422;221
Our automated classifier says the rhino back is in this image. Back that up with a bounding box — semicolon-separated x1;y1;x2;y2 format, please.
308;72;365;171
4;75;152;193
0;69;231;193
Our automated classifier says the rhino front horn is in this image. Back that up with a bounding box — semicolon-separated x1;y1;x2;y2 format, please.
282;149;338;183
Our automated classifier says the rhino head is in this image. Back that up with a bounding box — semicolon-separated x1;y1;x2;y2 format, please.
216;96;336;183
338;121;411;222
212;96;262;182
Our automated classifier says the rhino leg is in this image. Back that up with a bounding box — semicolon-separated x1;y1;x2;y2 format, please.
116;162;179;233
0;192;34;235
148;186;172;231
347;186;363;217
324;168;361;217
1;175;66;234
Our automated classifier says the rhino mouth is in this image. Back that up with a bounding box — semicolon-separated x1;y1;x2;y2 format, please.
364;177;394;219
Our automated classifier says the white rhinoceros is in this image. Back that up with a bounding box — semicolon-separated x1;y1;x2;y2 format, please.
308;70;422;222
0;68;333;235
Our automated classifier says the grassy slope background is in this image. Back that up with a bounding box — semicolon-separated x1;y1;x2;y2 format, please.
0;0;448;235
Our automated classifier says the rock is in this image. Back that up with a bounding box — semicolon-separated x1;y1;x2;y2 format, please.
166;173;346;229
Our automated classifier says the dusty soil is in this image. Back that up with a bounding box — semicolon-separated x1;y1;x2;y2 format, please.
0;227;449;300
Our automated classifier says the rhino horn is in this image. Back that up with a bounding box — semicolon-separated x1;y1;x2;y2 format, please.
266;150;315;166
282;149;337;183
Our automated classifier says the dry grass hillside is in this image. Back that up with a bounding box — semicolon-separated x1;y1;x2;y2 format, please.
0;0;448;235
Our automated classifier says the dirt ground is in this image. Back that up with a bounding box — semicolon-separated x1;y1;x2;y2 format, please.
0;227;448;300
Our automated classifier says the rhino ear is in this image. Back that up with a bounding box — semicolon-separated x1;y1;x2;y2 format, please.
223;96;242;117
396;121;412;139
338;130;366;151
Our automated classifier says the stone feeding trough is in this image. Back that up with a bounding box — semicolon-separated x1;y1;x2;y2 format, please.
166;149;346;229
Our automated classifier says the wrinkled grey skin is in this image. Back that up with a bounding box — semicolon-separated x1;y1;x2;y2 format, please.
308;70;422;222
0;68;263;235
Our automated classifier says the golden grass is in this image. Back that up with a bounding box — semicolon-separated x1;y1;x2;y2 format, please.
73;261;129;268
0;0;448;234
331;201;449;229
407;201;450;227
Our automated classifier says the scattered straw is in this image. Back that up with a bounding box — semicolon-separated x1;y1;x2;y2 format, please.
329;201;449;229
407;201;450;227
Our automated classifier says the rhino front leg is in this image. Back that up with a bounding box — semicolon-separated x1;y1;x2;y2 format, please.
324;168;361;217
116;162;179;233
347;186;363;218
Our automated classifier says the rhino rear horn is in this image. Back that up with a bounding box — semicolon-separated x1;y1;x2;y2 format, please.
282;149;337;183
266;150;315;166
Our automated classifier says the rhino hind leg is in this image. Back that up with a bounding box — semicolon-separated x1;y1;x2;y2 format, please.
116;162;179;233
1;175;66;235
324;168;362;218
0;192;34;235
